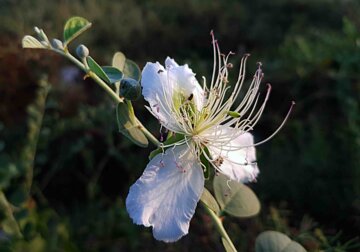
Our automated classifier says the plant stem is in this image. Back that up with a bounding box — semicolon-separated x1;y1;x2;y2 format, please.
24;77;49;192
55;49;160;147
59;51;123;104
135;118;161;147
203;202;237;252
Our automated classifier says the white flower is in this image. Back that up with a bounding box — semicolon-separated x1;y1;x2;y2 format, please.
126;33;294;242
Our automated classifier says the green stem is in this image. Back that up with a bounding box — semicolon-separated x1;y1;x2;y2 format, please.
135;118;161;147
203;202;237;252
59;50;123;104
24;77;49;192
54;49;160;147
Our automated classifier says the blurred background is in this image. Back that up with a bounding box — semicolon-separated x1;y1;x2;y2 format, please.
0;0;359;251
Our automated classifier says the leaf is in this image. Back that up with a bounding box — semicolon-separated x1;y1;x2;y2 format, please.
102;66;123;83
112;52;126;72
116;101;148;147
200;188;220;215
86;56;111;84
255;231;306;252
63;16;92;47
222;238;237;252
256;231;291;252
112;52;141;81
22;35;46;49
282;241;307;252
123;59;141;81
213;173;260;217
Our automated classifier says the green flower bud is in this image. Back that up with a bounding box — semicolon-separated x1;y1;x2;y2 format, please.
120;78;141;100
34;26;41;35
34;27;49;43
76;44;89;59
51;39;64;50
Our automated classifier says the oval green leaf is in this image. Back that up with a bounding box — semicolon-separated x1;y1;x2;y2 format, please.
116;101;148;147
86;56;111;84
124;59;141;81
213;174;260;217
102;66;123;83
255;231;306;252
22;35;46;49
63;16;92;47
200;188;220;215
112;52;141;81
112;52;126;72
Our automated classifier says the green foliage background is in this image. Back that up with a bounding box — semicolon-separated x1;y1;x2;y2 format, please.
0;0;359;251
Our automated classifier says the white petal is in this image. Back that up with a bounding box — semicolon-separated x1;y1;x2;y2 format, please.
165;57;179;68
164;58;205;110
141;59;205;131
141;62;181;132
207;127;259;183
126;144;204;242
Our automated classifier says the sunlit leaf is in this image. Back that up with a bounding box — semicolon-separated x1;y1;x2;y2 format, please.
112;52;126;72
116;101;148;147
255;231;306;252
102;66;123;83
213;174;260;217
22;36;46;49
86;56;111;84
200;188;220;215
63;16;91;47
112;52;141;81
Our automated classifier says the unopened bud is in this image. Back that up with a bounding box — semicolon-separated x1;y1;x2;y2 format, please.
76;44;89;59
34;27;49;43
120;78;141;100
34;26;41;35
51;39;64;50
